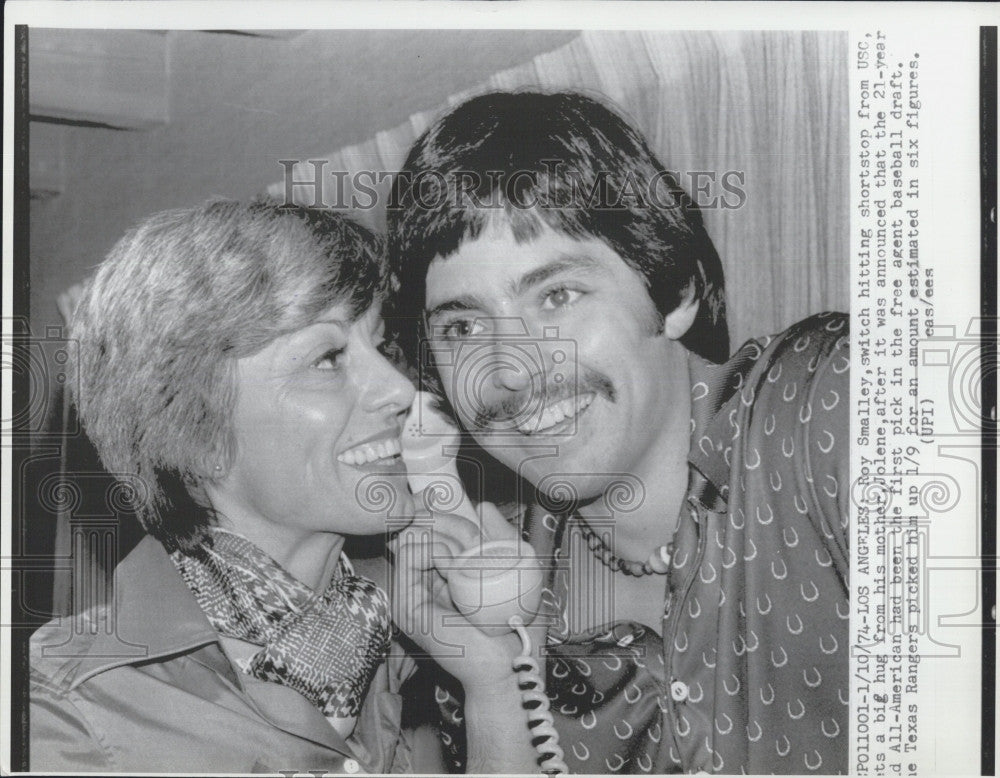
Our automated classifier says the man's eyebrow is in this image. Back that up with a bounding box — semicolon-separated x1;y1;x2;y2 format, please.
425;253;606;321
512;253;605;296
425;295;488;322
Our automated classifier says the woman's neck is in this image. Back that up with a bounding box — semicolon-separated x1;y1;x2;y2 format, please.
257;530;345;592
210;511;346;592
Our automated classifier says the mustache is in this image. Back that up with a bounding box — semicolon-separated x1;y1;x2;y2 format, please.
472;367;616;430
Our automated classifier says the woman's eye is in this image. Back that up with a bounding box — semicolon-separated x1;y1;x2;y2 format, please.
313;348;345;370
442;318;485;340
541;287;582;310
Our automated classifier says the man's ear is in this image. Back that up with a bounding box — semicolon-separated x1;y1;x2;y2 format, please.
662;286;699;341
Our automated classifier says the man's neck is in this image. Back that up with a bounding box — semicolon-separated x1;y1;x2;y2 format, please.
577;356;693;564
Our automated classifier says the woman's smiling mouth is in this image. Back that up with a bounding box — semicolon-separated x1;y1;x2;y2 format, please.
337;432;404;469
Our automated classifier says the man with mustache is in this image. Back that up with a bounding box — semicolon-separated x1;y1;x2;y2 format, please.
388;91;848;774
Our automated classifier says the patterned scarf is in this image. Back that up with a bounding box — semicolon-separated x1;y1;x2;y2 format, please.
171;528;391;718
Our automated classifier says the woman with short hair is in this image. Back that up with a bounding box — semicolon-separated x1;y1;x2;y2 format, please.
30;199;420;773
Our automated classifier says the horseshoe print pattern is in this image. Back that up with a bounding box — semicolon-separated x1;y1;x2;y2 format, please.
435;314;849;774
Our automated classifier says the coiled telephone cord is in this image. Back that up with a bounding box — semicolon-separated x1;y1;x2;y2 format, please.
509;615;568;775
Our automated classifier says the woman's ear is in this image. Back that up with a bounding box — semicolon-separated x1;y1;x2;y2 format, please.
662;286;700;340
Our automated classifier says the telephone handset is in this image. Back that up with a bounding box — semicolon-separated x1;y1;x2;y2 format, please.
400;392;567;773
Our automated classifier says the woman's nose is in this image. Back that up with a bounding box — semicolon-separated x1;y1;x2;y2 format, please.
363;353;416;415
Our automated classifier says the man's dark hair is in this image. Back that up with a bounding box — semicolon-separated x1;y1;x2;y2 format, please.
387;90;729;364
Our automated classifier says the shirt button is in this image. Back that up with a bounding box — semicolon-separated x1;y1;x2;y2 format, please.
670;680;689;702
344;758;360;773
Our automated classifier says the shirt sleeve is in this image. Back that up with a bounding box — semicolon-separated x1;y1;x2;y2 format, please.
695;312;851;584
802;316;851;581
436;682;467;772
30;688;113;772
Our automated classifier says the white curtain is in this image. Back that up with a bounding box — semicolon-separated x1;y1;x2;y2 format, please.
268;29;848;348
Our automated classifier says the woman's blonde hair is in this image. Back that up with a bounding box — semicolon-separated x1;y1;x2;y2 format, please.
71;199;389;551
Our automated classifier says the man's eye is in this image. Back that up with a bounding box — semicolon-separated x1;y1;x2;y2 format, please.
441;319;485;340
313;348;345;370
541;287;582;310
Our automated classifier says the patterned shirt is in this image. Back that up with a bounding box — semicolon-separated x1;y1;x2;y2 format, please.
440;312;850;774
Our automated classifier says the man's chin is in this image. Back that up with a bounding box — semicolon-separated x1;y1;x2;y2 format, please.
510;460;627;512
475;432;640;505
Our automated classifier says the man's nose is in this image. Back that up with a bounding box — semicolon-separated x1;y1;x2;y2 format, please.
490;359;533;392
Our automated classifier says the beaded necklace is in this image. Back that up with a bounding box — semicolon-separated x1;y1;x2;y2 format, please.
576;519;673;577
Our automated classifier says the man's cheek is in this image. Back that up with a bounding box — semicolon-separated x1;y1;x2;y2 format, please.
433;366;459;405
439;374;479;426
445;391;478;429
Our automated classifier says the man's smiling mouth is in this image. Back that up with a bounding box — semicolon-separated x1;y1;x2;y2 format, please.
511;392;594;435
472;367;613;436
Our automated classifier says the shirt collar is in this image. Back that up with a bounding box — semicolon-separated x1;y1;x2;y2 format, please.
60;535;367;761
685;335;767;509
66;535;226;689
